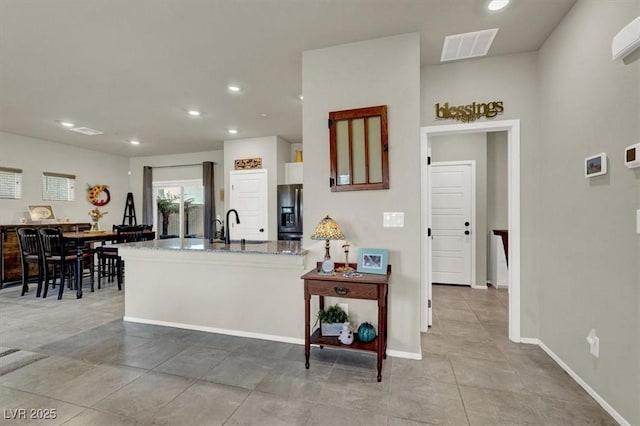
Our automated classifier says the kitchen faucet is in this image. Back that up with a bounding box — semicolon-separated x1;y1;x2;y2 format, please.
225;209;240;245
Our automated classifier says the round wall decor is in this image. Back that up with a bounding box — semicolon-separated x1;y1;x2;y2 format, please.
87;184;111;206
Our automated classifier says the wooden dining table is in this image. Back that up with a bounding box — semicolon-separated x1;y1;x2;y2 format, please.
63;230;155;298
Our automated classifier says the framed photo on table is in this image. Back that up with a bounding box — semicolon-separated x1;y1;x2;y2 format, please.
28;205;56;221
357;248;389;275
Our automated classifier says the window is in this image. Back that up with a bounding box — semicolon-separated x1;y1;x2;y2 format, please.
42;172;75;201
0;167;22;199
329;105;389;191
154;180;205;239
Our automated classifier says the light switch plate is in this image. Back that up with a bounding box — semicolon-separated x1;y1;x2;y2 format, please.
383;212;404;227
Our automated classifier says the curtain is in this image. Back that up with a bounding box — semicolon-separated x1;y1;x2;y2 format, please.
142;166;153;226
203;161;216;241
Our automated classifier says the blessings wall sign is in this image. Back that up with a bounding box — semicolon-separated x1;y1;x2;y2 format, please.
435;101;504;122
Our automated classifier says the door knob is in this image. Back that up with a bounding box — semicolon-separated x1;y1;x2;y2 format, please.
465;230;470;235
259;228;264;232
464;221;470;227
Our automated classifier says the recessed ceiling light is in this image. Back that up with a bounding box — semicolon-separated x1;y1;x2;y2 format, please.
129;139;140;145
60;121;74;127
260;113;268;117
228;129;238;135
487;0;509;11
187;109;202;117
228;85;241;92
298;94;304;101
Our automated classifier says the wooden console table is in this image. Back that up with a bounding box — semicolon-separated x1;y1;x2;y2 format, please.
301;263;390;382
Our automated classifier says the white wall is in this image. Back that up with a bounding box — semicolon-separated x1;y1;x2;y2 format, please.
537;0;640;423
431;133;488;287
0;131;129;228
276;137;290;185
223;136;292;240
486;131;508;284
486;131;508;233
303;33;422;356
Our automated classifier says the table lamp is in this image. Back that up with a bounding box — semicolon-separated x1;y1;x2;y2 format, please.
310;215;344;274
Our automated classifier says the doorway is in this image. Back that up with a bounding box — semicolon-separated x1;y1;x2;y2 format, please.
431;161;475;286
420;119;521;343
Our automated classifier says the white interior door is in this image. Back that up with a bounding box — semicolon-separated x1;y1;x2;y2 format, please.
431;162;474;285
229;169;268;241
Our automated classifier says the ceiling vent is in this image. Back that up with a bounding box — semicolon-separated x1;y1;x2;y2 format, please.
441;28;499;62
69;126;103;136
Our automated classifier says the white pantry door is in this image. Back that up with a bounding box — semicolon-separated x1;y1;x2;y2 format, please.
431;162;473;285
229;169;268;241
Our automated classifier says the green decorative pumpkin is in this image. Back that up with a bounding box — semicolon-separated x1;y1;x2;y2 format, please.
357;322;377;343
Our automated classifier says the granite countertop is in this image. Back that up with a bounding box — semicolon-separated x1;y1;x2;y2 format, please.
116;238;307;256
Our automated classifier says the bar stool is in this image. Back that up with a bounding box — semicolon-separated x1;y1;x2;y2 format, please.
97;225;146;290
16;228;44;297
39;227;94;299
96;225;125;289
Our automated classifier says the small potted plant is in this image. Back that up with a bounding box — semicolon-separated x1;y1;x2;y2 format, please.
317;304;349;336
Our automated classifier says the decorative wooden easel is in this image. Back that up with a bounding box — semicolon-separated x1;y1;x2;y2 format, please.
122;192;137;225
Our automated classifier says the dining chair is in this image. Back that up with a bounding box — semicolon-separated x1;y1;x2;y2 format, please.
38;227;94;299
16;228;44;297
139;224;155;240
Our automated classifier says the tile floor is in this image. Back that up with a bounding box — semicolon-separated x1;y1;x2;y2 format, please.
0;281;616;425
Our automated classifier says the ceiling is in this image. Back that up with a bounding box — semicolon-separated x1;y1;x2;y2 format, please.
0;0;576;157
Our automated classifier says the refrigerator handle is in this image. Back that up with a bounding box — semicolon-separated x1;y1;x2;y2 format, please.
294;188;299;223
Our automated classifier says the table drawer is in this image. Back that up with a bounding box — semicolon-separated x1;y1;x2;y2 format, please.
306;280;378;300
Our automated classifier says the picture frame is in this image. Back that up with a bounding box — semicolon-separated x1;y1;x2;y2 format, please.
585;153;607;178
356;248;389;275
28;205;56;221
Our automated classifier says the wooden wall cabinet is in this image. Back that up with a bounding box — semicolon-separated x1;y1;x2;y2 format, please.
328;105;389;192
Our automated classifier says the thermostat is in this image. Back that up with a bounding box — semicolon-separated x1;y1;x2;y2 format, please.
625;143;640;168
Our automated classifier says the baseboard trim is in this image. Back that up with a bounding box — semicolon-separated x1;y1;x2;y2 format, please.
520;337;630;426
124;316;423;361
387;349;423;360
123;316;304;345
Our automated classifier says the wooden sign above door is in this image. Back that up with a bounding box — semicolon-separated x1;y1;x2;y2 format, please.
435;101;504;122
234;157;262;170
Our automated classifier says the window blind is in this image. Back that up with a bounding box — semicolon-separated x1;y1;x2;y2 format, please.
42;172;75;201
0;167;22;199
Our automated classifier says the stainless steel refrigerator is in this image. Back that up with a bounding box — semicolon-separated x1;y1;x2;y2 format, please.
277;184;303;240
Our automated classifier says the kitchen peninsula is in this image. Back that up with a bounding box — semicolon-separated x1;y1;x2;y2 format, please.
119;238;310;343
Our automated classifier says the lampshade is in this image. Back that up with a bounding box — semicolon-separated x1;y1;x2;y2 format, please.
311;216;345;268
310;216;344;241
